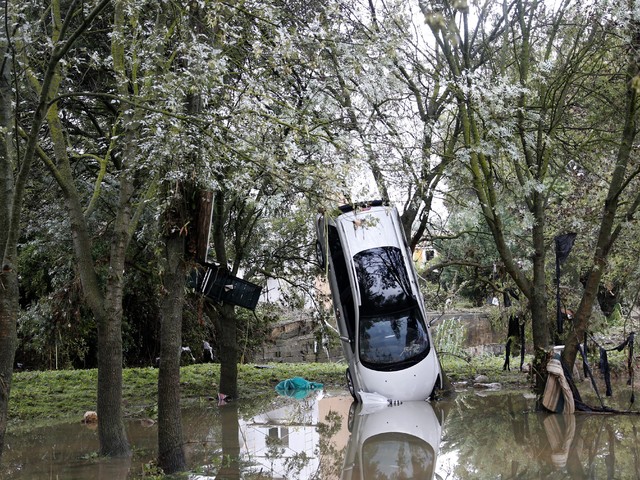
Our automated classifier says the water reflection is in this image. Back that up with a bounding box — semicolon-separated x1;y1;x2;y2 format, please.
218;402;240;479
0;420;146;479
437;390;640;479
235;390;343;479
4;389;640;478
342;400;442;480
543;413;575;469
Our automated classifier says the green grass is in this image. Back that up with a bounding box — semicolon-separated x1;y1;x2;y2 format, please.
8;355;531;427
8;362;350;425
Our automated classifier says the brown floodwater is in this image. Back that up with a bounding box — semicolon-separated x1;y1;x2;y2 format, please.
2;385;640;479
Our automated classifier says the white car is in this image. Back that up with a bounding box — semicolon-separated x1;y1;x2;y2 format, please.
316;201;443;402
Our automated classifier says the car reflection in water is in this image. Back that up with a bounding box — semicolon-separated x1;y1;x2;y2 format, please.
342;400;443;480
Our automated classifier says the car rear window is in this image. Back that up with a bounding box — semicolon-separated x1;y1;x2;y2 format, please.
353;246;413;312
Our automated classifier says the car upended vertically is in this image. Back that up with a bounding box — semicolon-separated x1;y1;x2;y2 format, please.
316;201;442;402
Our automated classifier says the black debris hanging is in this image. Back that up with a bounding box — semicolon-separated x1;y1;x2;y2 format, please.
554;233;577;336
599;347;613;397
588;332;636;404
188;262;262;310
502;289;524;372
564;343;630;413
578;344;606;409
503;315;518;371
546;335;638;414
503;340;511;371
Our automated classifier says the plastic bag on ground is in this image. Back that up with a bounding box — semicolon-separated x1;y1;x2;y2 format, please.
275;377;323;399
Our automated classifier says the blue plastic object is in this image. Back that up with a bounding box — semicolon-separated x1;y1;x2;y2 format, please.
275;377;324;399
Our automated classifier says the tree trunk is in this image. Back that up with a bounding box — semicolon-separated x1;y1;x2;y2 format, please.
190;190;214;263
0;270;17;458
59;172;131;457
210;191;239;399
54;166;132;457
0;15;16;457
96;174;134;457
529;193;551;392
158;232;187;473
563;12;640;368
217;303;239;399
95;311;130;457
46;96;132;457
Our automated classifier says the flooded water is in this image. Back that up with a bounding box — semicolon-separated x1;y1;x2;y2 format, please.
2;387;640;479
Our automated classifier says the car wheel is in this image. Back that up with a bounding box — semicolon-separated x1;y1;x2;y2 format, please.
346;368;357;400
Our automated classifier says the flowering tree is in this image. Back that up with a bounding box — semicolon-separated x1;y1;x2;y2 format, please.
419;0;640;391
562;0;640;367
0;0;111;456
305;0;457;248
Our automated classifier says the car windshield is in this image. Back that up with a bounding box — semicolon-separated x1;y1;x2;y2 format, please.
358;306;430;369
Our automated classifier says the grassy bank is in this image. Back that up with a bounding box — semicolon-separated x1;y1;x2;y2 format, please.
8;355;532;427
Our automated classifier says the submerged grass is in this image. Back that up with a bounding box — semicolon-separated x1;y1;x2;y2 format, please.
8;355;531;428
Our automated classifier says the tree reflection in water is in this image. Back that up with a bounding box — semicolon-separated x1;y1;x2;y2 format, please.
437;390;640;479
354;247;413;313
315;409;346;479
217;402;241;479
